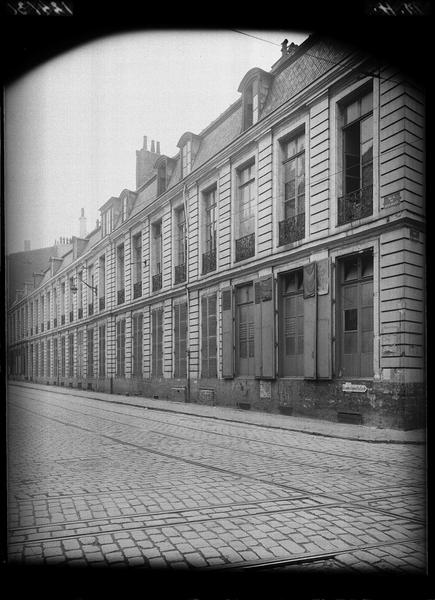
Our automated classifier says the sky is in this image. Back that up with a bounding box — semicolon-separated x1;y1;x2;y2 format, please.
5;29;310;255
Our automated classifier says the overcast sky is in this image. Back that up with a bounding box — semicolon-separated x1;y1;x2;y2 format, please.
5;29;310;255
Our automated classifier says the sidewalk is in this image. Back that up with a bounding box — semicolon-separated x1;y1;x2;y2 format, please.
10;381;426;444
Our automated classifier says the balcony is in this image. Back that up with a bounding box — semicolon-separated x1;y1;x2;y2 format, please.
174;263;186;285
152;273;162;292
337;185;373;226
202;249;216;275
69;311;74;323
117;288;125;305
54;318;57;328
235;232;255;262
88;303;94;316
133;281;142;299
78;307;83;319
99;297;105;311
278;213;305;246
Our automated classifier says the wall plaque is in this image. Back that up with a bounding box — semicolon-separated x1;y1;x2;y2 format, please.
342;382;368;393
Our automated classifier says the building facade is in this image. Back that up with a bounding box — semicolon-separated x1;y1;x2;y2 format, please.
7;35;426;429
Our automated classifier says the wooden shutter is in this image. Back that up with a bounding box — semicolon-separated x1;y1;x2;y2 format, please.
201;295;208;377
221;287;234;378
303;263;317;378
254;276;275;379
316;258;332;379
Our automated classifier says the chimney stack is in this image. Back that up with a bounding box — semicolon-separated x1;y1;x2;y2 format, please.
143;135;148;151
79;208;87;238
151;140;155;153
24;240;31;251
156;141;160;154
281;39;288;56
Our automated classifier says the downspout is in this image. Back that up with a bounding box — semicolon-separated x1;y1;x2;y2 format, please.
183;183;191;403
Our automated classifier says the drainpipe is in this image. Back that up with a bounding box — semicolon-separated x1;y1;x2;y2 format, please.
183;183;191;403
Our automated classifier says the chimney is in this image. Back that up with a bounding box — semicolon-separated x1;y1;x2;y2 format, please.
143;136;148;151
156;141;160;154
24;240;31;251
79;208;87;238
151;140;155;153
281;39;288;56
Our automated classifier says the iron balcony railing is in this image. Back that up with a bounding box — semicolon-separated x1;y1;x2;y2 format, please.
88;303;94;316
278;213;305;246
174;263;186;284
117;289;125;305
235;232;255;262
337;185;373;226
152;273;162;292
202;248;216;275
133;281;142;299
99;297;105;311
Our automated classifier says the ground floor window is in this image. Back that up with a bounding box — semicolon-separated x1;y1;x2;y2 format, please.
132;313;143;377
236;283;255;376
98;325;106;377
338;250;374;377
174;302;187;378
35;343;39;377
279;269;304;376
77;331;83;378
152;308;163;377
68;334;74;377
116;319;126;376
61;337;66;377
46;340;51;378
201;293;217;378
87;328;94;377
53;338;58;377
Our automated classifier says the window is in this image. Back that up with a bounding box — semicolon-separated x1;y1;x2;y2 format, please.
338;87;373;225
338;251;374;377
35;342;39;377
116;319;126;376
279;131;305;245
152;221;162;292
53;338;58;377
53;288;58;326
236;284;255;376
41;296;45;330
60;283;65;322
40;341;44;377
61;337;66;377
174;206;186;284
202;187;217;274
132;313;143;377
122;196;128;222
87;265;95;313
69;277;74;322
46;292;51;329
87;328;94;377
102;208;113;236
99;255;105;309
46;340;51;378
279;270;304;376
117;244;125;304
242;81;259;130
174;302;187;378
201;294;217;378
181;140;192;178
132;233;142;298
35;299;39;332
98;324;106;377
157;163;167;195
68;333;74;377
235;162;256;262
151;307;163;377
77;272;83;318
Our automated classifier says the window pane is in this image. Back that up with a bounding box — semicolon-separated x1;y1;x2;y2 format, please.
344;331;358;354
345;100;360;125
361;90;373;117
343;285;357;308
343;258;358;281
361;114;373;144
361;306;373;332
286;138;297;158
361;254;374;278
344;308;358;331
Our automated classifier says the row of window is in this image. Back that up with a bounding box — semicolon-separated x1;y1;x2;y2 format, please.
11;251;374;380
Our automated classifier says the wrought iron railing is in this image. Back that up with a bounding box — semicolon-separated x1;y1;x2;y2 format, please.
78;307;83;319
235;232;255;262
202;249;216;274
278;213;305;246
174;263;186;284
61;315;65;325
69;311;74;322
152;273;162;292
117;289;125;305
99;297;105;311
88;303;94;316
337;185;373;226
133;281;142;299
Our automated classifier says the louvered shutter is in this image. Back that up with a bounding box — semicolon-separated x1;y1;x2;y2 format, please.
254;276;275;379
221;287;234;378
316;258;332;379
303;263;317;378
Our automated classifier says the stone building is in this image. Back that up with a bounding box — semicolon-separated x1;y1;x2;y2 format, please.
7;34;425;429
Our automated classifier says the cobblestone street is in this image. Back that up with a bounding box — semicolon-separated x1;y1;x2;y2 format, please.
7;382;426;574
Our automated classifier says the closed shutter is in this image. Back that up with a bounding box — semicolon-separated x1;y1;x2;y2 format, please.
201;295;208;377
303;263;317;378
254;276;275;379
174;302;187;378
221;287;234;378
316;258;332;379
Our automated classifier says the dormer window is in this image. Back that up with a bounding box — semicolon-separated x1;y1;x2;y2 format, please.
121;196;128;222
243;81;258;130
157;163;167;195
181;139;192;178
238;68;271;132
102;207;113;236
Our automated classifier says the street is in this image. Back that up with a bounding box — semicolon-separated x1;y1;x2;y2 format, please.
7;382;426;573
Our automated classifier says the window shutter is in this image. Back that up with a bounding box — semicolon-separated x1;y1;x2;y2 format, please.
254;276;275;379
201;295;208;377
316;258;332;379
221;287;234;378
303;263;317;379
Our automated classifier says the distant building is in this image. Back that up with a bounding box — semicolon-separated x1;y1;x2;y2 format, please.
7;34;425;429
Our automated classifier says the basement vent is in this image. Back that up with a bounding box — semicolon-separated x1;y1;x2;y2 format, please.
237;402;251;411
279;406;293;416
153;394;159;399
337;411;363;425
